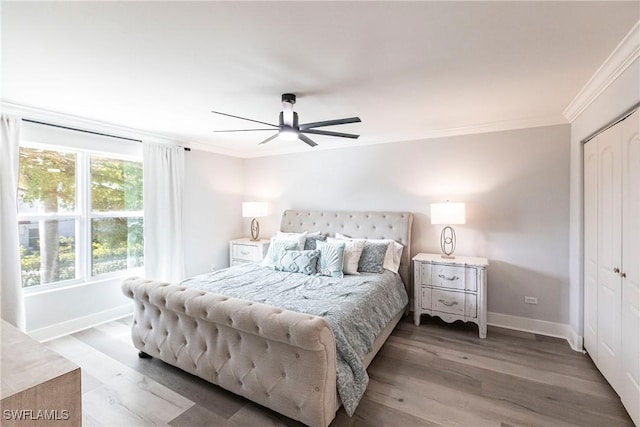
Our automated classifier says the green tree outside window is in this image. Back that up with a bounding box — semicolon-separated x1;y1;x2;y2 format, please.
18;147;143;287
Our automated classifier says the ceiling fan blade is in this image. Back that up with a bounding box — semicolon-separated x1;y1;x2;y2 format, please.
213;128;275;133
211;110;278;128
300;129;359;139
258;133;279;145
300;117;361;130
298;134;318;147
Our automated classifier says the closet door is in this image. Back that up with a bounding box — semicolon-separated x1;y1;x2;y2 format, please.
596;122;622;391
583;137;598;357
620;110;639;426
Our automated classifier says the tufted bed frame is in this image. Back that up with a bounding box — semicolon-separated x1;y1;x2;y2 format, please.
122;210;413;427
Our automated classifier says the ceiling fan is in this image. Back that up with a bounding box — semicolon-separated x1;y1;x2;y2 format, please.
211;93;361;147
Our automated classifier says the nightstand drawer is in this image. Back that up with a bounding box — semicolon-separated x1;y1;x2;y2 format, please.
425;264;477;291
232;244;259;261
432;289;477;318
431;264;466;290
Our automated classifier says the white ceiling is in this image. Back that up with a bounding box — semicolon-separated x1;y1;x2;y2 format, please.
2;1;638;157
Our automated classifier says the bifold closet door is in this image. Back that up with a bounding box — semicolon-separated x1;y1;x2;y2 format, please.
596;121;623;392
620;109;639;426
584;109;639;426
583;138;598;357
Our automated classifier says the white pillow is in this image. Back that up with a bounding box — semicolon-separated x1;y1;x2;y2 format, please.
334;233;404;273
261;238;299;268
327;237;364;275
383;240;404;273
275;231;307;251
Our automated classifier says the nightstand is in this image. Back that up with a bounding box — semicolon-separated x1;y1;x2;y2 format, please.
413;253;489;338
229;238;270;267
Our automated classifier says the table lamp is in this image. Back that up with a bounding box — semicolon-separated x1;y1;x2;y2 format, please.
430;202;466;258
242;202;268;241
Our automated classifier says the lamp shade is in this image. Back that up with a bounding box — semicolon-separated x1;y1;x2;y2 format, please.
242;202;268;218
430;202;466;225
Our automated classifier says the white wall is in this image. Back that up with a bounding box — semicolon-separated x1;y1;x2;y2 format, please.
244;125;571;324
25;277;132;339
568;58;640;337
182;149;244;277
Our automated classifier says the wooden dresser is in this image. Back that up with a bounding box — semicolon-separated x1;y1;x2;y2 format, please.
1;320;81;426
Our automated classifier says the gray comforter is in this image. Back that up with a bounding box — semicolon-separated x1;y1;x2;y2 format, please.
180;263;408;416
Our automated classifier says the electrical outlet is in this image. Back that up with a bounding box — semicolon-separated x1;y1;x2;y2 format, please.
524;296;538;305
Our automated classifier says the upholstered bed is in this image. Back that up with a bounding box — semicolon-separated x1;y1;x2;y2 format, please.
122;210;413;427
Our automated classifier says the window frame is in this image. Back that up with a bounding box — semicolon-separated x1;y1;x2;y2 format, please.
18;140;144;293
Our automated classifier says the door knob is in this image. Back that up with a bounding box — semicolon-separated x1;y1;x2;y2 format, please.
614;267;620;273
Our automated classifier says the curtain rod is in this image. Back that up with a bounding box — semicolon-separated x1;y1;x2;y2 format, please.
21;118;191;151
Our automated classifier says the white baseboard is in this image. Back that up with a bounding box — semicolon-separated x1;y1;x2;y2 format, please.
27;304;133;343
488;312;584;353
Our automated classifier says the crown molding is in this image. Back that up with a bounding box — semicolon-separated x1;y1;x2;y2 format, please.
563;20;640;122
1;100;180;146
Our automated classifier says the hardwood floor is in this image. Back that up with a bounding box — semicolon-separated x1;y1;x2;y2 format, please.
45;316;633;426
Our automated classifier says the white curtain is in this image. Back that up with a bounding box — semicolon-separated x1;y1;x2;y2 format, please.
143;142;185;283
1;115;26;330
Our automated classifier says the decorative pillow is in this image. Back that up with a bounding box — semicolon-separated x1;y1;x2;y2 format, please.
327;237;364;275
366;239;403;273
335;233;404;273
275;231;307;250
357;241;390;273
261;239;299;268
304;233;327;250
316;241;345;278
274;249;319;275
384;240;404;273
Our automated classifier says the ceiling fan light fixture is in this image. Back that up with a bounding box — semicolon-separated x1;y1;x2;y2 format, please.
279;128;298;141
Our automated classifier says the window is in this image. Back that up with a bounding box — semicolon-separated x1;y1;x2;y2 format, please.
18;145;143;288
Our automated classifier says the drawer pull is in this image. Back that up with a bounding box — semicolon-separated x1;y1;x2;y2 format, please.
240;250;251;256
438;299;458;307
438;274;460;281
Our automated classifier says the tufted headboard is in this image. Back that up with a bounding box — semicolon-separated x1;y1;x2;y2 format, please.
280;210;413;291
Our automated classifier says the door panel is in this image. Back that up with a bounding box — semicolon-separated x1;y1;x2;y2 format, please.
596;123;622;391
584;138;598;357
620;110;640;426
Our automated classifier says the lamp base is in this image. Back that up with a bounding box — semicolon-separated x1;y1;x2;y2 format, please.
250;218;260;241
440;225;457;258
440;254;456;259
